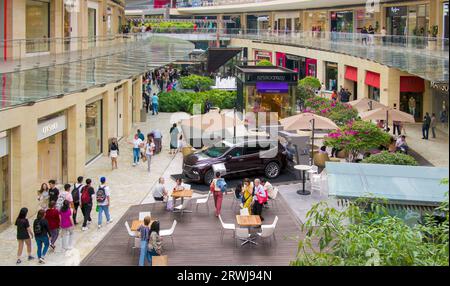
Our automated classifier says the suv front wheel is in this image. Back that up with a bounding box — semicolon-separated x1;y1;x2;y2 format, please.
204;169;214;185
264;162;281;179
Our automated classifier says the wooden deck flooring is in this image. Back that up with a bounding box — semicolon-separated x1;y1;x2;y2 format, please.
81;194;304;266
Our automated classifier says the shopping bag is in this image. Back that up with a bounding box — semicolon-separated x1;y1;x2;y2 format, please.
166;199;173;211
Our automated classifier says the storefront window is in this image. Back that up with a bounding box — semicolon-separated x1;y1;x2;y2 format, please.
305;11;327;32
325;62;338;91
86;100;103;163
368;86;380;102
0;131;9;225
386;6;408;36
244;84;294;119
26;0;50;53
331;11;353;32
356;9;375;32
408;4;429;36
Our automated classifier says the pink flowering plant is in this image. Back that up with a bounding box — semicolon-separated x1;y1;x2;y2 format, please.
323;120;391;162
304;96;358;126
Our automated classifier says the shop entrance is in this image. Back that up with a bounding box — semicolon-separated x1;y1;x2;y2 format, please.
37;131;67;185
0;131;10;226
400;92;423;121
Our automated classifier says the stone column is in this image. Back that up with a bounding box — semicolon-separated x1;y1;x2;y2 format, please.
10;0;26;59
316;59;325;86
357;68;368;99
67;103;86;181
123;80;132;137
381;67;400;108
10;118;38;216
102;88;114;156
337;63;346;90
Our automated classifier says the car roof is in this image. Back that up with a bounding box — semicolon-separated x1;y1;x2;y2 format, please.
222;138;278;147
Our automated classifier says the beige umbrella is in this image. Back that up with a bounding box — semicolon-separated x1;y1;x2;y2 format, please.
360;107;415;124
280;112;338;165
348;98;387;113
280;112;338;131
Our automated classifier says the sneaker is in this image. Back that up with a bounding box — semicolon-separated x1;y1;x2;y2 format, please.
16;259;22;265
98;224;102;229
132;163;136;167
107;218;113;224
50;244;55;251
38;258;45;264
87;221;92;225
82;227;88;231
28;256;35;261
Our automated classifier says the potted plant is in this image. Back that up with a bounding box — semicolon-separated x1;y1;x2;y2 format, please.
427;25;439;50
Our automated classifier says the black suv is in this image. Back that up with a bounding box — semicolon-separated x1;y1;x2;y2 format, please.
182;139;287;185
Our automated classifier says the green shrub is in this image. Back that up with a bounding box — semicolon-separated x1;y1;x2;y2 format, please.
158;90;237;114
299;76;321;90
179;75;214;91
362;151;418;166
256;59;273;66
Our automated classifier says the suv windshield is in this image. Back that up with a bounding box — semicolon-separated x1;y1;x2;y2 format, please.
203;144;230;158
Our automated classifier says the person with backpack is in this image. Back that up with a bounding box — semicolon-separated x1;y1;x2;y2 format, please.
45;201;60;251
59;200;74;251
252;178;268;221
210;172;227;217
97;176;112;229
72;176;84;225
15;208;34;265
33;209;50;264
80;178;96;231
56;184;73;212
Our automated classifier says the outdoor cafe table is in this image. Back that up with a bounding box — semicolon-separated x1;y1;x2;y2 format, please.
236;215;262;246
172;189;194;215
294;165;312;196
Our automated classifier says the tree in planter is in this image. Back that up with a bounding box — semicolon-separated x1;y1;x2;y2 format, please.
362;151;418;166
291;193;449;266
299;76;321;91
256;59;273;66
323;120;391;162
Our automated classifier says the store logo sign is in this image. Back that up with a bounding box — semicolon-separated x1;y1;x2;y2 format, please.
37;115;67;141
390;7;400;14
431;82;449;92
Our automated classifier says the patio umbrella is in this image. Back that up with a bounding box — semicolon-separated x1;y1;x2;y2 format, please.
360;107;415;126
280;113;338;165
348;98;387;113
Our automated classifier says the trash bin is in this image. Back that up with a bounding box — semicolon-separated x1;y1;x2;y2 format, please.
140;108;147;123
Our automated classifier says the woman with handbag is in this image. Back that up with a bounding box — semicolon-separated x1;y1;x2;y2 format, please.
252;178;267;221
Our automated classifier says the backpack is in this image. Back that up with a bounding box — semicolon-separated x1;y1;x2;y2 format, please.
55;193;66;210
81;186;92;204
96;186;107;203
216;179;227;193
72;184;82;204
33;219;42;236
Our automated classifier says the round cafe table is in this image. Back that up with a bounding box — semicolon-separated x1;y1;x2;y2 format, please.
294;165;312;195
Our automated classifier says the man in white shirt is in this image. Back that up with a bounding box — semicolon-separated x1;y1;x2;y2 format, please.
129;134;143;166
56;184;73;211
153;177;168;202
97;177;112;228
395;135;408;154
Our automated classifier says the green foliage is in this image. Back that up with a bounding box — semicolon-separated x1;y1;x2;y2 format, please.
298;76;321;90
179;75;214;91
323;120;391;161
291;195;449;266
256;59;273;66
148;21;194;33
303;96;358;126
362;151;418;166
158;90;237;115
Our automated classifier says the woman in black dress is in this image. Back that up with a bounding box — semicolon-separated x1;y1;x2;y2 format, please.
15;208;34;264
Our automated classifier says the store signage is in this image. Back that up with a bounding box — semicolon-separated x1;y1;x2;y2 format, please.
431;82;449;92
37;115;67;141
0;135;8;157
388;6;407;16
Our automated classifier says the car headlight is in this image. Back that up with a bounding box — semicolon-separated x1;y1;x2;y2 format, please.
192;170;199;175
